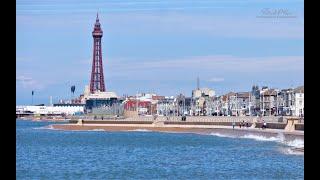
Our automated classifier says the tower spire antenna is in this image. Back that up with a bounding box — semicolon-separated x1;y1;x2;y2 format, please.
197;76;200;90
96;12;99;22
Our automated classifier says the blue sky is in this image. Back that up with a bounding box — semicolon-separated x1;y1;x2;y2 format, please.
16;0;304;105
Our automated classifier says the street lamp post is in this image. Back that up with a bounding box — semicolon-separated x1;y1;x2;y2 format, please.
262;92;264;116
249;93;251;116
236;93;238;117
32;90;34;105
276;90;279;116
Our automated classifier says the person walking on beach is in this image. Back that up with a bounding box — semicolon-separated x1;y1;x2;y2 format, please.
232;122;235;130
239;121;242;128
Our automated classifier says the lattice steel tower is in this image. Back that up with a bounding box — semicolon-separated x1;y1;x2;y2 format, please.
90;13;106;93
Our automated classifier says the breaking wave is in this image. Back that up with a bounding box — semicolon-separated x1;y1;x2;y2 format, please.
279;147;304;156
129;129;152;132
209;133;236;138
89;129;105;131
241;133;284;142
285;139;304;148
33;125;55;130
241;133;304;149
209;132;303;150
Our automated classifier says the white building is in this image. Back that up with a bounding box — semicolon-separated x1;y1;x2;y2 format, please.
293;86;304;117
192;88;215;98
85;91;118;100
16;105;85;115
136;93;156;102
156;97;175;116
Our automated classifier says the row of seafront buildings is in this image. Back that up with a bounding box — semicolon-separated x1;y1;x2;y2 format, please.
123;85;304;117
16;85;304;118
212;85;304;117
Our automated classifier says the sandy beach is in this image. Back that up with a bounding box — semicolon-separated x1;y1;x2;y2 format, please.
51;123;303;140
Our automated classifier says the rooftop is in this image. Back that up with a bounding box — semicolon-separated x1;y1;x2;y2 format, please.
294;86;304;93
86;91;118;99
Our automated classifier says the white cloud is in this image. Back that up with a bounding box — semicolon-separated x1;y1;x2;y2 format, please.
16;0;304;15
102;55;303;83
16;75;44;90
16;6;304;39
208;77;224;82
108;55;304;72
16;76;33;82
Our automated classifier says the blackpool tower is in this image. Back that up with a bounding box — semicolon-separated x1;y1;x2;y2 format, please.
90;13;106;93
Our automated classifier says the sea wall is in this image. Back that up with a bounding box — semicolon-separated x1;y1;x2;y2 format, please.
69;120;153;124
164;121;253;126
255;122;287;129
126;116;286;123
295;123;304;131
69;116;302;131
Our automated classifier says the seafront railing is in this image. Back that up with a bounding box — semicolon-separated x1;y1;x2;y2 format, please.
70;116;286;123
70;115;289;123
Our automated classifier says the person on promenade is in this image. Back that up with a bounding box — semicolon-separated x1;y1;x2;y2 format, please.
78;119;84;126
239;121;242;128
246;121;249;128
153;114;158;121
232;122;235;130
262;120;266;129
181;115;186;121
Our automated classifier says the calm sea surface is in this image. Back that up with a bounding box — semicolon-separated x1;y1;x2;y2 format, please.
16;120;304;179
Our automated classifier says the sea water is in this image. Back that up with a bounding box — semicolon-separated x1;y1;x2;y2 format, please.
16;120;304;179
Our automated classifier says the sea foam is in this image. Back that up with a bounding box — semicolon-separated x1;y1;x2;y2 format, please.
33;125;55;130
209;132;303;149
209;132;236;138
241;134;282;142
89;129;105;131
285;139;304;148
129;129;152;132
